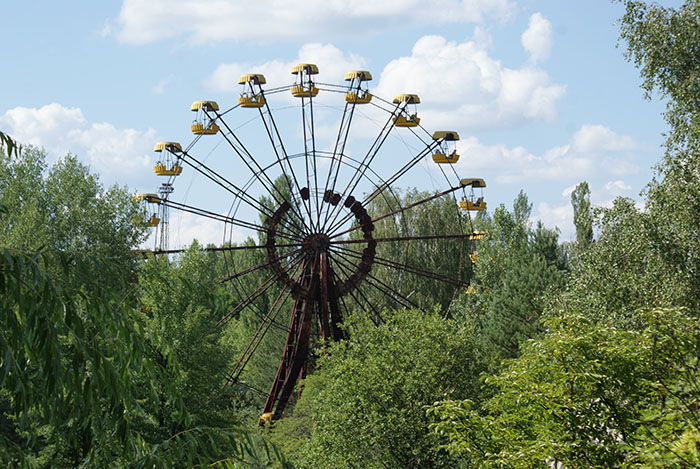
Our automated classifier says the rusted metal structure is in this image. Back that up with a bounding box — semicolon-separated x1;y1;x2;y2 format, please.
136;65;487;423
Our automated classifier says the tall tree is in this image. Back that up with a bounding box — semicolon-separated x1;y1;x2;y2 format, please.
618;0;700;311
457;191;568;365
571;181;593;249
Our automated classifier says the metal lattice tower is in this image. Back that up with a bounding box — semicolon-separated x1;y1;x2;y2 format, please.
156;182;173;251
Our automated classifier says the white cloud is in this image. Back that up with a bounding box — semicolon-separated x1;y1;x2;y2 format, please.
112;0;516;45
536;202;573;239
205;43;366;93
453;124;643;184
170;211;247;249
572;124;641;154
0;103;155;181
561;183;578;198
603;180;632;192
374;34;566;129
521;12;552;63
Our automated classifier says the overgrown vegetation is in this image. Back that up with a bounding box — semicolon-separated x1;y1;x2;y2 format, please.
3;0;700;466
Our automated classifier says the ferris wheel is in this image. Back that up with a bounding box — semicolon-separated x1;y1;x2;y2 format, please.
134;64;487;423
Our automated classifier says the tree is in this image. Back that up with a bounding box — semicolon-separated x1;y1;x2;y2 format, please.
455;191;568;365
430;307;700;467
571;181;593;249
0;140;291;467
0;146;146;292
618;0;700;312
269;309;485;468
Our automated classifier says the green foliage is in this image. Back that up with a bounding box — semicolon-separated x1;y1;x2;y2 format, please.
430;307;700;467
269;308;485;468
618;0;700;312
136;243;239;435
457;192;568;364
618;0;700;154
0;146;146;292
571;181;593;249
360;187;473;314
0;130;21;158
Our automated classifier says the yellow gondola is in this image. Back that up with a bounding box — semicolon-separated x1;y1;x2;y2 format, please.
392;94;420;127
190;100;220;135
291;85;319;98
344;70;373;104
131;193;161;226
238;74;267;108
432;131;460;163
153;142;184;176
291;63;319;98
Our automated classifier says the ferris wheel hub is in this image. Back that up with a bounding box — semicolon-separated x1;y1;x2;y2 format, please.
303;233;331;253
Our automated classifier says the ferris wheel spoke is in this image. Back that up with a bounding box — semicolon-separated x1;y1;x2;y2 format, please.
324;141;440;235
178;150;276;218
225;282;295;386
331;244;469;288
299;94;321;231
162;198;305;242
329;253;384;326
363;272;425;313
149;241;303;255
219;247;304;283
329;184;464;240
212;111;310;232
319;93;360;230
321;106;399;232
218;254;304;326
257;93;315;230
331;232;484;245
328;247;422;313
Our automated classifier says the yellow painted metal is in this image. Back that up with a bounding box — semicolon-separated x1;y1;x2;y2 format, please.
393;115;420;127
291;85;319;98
190;122;219;135
153;141;182;152
465;285;476;294
259;412;274;425
471;231;486;240
190;100;219;111
469;253;479;263
432;152;460;164
132;193;161;203
458;197;486;211
344;70;372;81
432;130;460;141
344;92;372;104
147;216;160;227
239;95;266;108
392;93;420;104
153;164;183;176
291;63;319;75
238;73;266;85
460;178;486;188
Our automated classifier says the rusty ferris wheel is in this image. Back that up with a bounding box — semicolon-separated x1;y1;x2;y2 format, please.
133;64;487;423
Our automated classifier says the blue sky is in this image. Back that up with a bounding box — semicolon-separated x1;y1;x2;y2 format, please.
1;1;680;247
